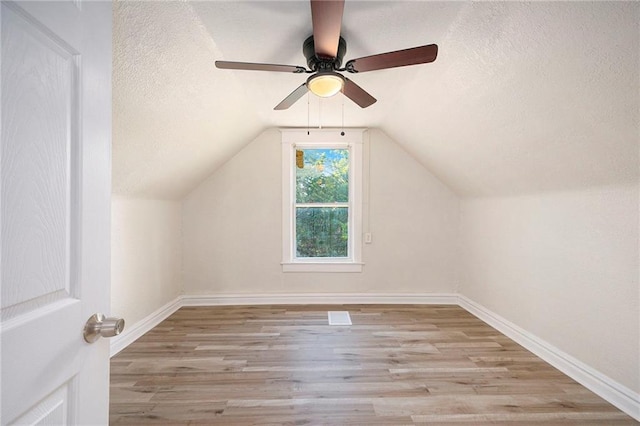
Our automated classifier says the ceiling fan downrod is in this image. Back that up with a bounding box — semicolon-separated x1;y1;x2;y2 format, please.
303;35;347;72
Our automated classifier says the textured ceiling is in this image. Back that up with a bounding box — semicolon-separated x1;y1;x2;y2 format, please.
113;1;639;199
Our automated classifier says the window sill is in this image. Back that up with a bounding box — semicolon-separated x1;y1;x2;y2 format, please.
281;262;364;273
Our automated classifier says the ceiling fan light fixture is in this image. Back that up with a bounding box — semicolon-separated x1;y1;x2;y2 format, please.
307;72;344;98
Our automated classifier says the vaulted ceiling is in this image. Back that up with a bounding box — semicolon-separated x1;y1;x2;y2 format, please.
113;1;638;200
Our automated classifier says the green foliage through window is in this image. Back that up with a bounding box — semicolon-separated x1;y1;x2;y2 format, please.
296;149;349;203
296;207;348;257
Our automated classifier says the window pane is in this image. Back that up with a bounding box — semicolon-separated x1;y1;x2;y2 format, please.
296;207;348;258
296;149;349;203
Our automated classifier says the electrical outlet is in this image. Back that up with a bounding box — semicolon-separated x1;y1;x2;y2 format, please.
364;233;372;244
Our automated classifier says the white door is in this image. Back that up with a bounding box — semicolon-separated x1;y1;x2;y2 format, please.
1;1;112;425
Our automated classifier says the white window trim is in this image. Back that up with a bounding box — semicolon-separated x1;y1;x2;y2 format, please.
281;128;364;273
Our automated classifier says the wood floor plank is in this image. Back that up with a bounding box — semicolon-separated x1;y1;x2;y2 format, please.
110;305;637;425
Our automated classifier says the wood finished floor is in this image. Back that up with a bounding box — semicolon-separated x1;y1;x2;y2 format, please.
110;305;637;425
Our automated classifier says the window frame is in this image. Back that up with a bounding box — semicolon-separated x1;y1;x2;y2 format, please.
281;129;364;273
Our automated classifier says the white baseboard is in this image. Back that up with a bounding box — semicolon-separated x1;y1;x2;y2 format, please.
109;297;182;357
109;292;639;421
180;292;459;306
458;295;640;422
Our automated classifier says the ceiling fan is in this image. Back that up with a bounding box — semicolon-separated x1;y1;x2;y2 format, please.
215;0;438;110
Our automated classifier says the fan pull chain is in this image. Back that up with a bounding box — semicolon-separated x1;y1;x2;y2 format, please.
318;97;322;129
341;95;345;136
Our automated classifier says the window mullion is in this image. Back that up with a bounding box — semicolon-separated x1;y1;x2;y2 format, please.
295;203;349;208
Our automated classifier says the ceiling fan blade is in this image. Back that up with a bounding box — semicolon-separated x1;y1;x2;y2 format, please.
342;78;376;108
346;44;438;73
310;0;344;58
216;61;306;73
274;83;309;110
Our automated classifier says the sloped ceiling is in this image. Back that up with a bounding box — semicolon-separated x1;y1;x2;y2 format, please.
113;1;638;199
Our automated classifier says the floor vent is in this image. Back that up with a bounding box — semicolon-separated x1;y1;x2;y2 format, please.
328;311;352;326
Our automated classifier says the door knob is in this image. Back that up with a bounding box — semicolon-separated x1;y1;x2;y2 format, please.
83;313;125;343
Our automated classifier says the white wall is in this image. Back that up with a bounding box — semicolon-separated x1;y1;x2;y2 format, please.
111;196;183;326
182;128;460;295
459;184;639;394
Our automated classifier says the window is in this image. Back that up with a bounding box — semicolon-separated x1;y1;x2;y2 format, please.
281;129;363;272
295;147;349;258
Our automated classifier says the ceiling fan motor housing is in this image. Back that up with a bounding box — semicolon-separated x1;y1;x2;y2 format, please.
303;35;347;71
